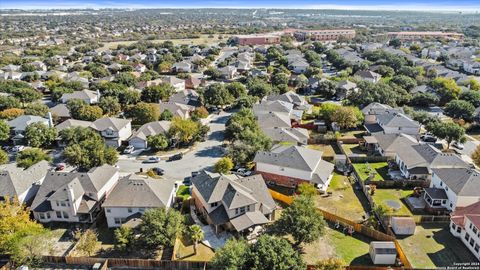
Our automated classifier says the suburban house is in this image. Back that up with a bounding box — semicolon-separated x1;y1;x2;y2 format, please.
0;161;51;204
219;66;237;80
103;174;179;228
354;70;382;83
261;127;309;145
185;77;203;90
395;143;470;180
266;91;312;113
7;115;51;144
173;61;192;73
424;168;480;212
161;76;185;92
169;89;201;107
363;133;418;157
60;89;100;104
191;172;276;234
450;201;480;261
336;80;358;100
254;145;335;191
128;121;171;149
31;165;119;223
464;61;480;75
363;104;420;136
90;117;132;147
159;102;195;119
55;119;93;132
49;103;71;122
290;60;309;74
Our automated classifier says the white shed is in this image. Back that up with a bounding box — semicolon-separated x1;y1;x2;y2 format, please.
391;217;416;236
369;241;397;265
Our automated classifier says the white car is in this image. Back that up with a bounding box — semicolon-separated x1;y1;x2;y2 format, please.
452;141;464;150
12;145;25;152
143;156;160;163
123;145;135;154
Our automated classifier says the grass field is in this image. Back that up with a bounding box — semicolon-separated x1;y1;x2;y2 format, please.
100;34;228;50
398;224;478;268
174;236;215;261
352;162;390;182
371;189;413;216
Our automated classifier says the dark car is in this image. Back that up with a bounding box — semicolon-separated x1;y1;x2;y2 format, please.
168;153;183;161
191;171;201;177
152;167;164;175
420;135;437;143
55;163;65;171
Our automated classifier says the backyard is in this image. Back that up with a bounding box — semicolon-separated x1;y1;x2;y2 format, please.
176;185;191;201
371;189;413;216
302;225;373;266
173;236;215;261
314;173;369;222
341;144;367;156
307;143;337;159
398;224;477;269
352;162;390;182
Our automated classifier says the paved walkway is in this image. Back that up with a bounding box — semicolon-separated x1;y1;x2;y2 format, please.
190;205;231;250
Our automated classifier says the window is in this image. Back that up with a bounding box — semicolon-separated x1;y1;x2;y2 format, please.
63;212;69;219
442;200;446;204
470;223;473;229
60;201;66;207
451;224;456;230
56;211;62;218
475;244;480;252
235;208;239;215
445;186;449;191
128;208;132;213
106;209;111;213
139;208;145;212
457;227;462;233
114;218;121;224
465;233;470;241
440;182;443;186
39;213;45;219
470;239;475;247
247;205;250;211
46;212;51;219
210;202;218;208
240;207;245;213
473;227;478;234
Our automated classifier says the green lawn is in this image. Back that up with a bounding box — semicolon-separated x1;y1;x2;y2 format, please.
371;189;413;216
342;144;367;156
174;236;215;261
303;225;373;266
307;143;336;158
314;173;369;222
398;224;478;269
176;185;191;200
352;162;390;182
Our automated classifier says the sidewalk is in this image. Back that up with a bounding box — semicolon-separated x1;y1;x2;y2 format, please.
189;205;231;250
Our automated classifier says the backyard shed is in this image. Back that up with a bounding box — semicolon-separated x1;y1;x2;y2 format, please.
369;241;397;265
391;216;416;235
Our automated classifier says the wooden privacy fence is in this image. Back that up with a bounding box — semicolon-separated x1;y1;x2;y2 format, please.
269;189;412;269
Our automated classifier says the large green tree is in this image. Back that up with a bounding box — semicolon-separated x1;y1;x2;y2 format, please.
0;120;10;141
16;148;51;168
63;137;118;170
246;235;305;270
211;238;249;270
427;121;466;149
141;83;175;103
203;83;235;107
25;122;58;148
140;208;185;248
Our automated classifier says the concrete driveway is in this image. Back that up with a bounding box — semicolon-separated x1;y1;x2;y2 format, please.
116;111;231;180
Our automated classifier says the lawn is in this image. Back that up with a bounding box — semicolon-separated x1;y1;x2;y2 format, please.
302;225;373;266
174;236;215;261
314;173;369;222
176;185;191;200
352;162;390;182
341;144;367;156
307;143;336;158
398;224;478;269
371;189;413;216
100;34;228;50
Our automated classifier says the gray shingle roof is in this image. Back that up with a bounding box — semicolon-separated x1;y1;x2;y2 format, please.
55;119;93;132
0;160;51;199
7;115;49;132
432;168;480;196
254;145;321;172
91;117;131;132
376;111;420;129
230;211;270;232
129;121;171;141
61;89;98;102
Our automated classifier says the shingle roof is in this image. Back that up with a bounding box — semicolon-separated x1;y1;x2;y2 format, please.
129;121;171;141
451;201;480;228
50;104;71;118
0;160;51;199
230;211;270;232
261;127;309;144
61;89;98;101
7;115;49;132
432;168;480;196
376;111;420;129
102;174;176;208
91;117;131;132
55;119;93;132
256;112;292;129
254;145;322;172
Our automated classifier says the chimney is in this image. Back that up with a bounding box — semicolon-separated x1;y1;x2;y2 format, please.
96;89;101;100
47;112;54;127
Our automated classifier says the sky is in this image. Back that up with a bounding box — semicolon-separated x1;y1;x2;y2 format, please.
1;0;480;12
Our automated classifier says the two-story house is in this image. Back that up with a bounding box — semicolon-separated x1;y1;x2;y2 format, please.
354;70;382;83
364;109;421;136
7;115;51;145
254;145;334;191
60;89;100;104
103;174;179;228
128;121;171;149
90;117;132;147
450;201;480;261
425;168;480;212
31;165;119;223
191;172;276;234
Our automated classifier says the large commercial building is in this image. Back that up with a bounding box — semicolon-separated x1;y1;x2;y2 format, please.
289;29;356;41
387;31;464;41
232;34;282;46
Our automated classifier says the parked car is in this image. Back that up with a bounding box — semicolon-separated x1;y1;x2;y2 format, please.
11;145;25;152
152;167;164;175
452;141;464;150
168;153;183;161
237;168;252;176
191;171;201;177
420;135;437;143
55;163;65;171
123;145;135;154
182;178;192;186
143;156;160;163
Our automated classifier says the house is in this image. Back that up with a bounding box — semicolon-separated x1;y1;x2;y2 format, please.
411;85;436;95
219;66;237;80
49;104;71;122
134;64;146;73
161;76;185;92
128;121;171;149
363;104;420;136
0;161;51;204
60;89;100;104
256;111;292;129
390;217;416;236
290;60;309;74
90;117;132;147
354;70;382;83
191;172;276;234
369;242;397;265
464;61;480;75
103;174;179;228
185;77;203;89
266;91;311;112
450;201;480;261
363;133;418;157
261;127;309;145
159;102;194;119
55;119;93;132
173;61;192;73
31;165;119;223
336;80;357;100
254;145;334;191
424;168;480;212
7;115;51;144
169;89;200;106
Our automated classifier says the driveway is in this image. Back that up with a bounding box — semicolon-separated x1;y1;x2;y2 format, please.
116;111;231;180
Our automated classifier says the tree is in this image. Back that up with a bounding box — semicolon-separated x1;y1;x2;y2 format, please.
142;83;175;102
471;145;480;167
211;238;249;270
430;77;461;105
247;235;305;270
297;183;317;197
390;75;417;91
64;138;118;170
314;258;345;270
59;126;100;145
444;100;475;121
317;103;341;122
215;157;234;174
12;88;42;104
410;93;439;107
125;102;159;125
147;134;169;151
316;80;337;98
191;107;209;119
74;229;98;256
0;120;9;141
76;105;104;121
115;72;137;87
331;107;363;129
271;73;289;86
0;197;49;267
226;82;247;98
188;225;204;255
0;149;7;165
25;122;58;148
160;109;174;121
140;208;185;248
169;117;200;145
24;103;48;117
0;96;21;111
0;108;24;120
114;225;135;252
16;148;51;168
389;38;402;48
98;96;121;116
203;83;235;107
275;195;326;246
427;121;466;149
247;77;272;98
460;90;480;107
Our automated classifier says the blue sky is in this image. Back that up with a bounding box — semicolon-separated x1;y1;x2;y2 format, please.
1;0;479;11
